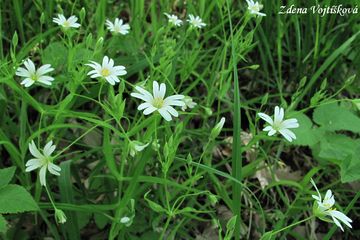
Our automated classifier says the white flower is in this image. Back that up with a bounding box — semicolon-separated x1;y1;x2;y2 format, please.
310;179;353;231
181;96;197;111
25;140;61;186
210;117;226;139
15;59;54;87
53;14;81;29
129;141;149;157
131;81;185;121
164;13;183;27
246;0;266;16
257;106;299;142
86;56;127;85
187;14;206;29
105;18;130;35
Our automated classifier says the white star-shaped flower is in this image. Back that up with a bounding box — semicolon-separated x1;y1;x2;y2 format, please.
131;81;185;121
181;96;197;111
187;14;206;29
86;56;127;85
25;140;61;186
257;106;299;142
105;18;130;35
15;59;54;87
53;14;81;29
164;13;183;27
246;0;266;16
310;179;353;231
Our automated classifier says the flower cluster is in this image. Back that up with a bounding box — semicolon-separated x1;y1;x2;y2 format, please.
164;13;206;29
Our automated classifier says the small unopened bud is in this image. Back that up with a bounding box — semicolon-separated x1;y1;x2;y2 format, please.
209;194;218;206
204;107;213;116
79;7;86;22
85;33;93;48
186;154;192;165
12;31;18;48
55;209;67;224
210;117;225;139
40;13;46;25
95;37;104;49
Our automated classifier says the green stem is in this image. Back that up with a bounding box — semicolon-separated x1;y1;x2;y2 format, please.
159;215;172;240
45;186;58;211
272;215;314;236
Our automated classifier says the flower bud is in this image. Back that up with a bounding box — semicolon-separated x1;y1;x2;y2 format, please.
86;33;93;48
80;7;86;22
12;31;18;48
208;194;218;206
40;13;46;25
210;117;225;139
95;37;104;49
204;107;213;116
55;209;67;224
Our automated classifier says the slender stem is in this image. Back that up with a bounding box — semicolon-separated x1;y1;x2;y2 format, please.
159;215;172;240
272;216;314;236
44;186;58;210
54;118;113;158
98;82;104;103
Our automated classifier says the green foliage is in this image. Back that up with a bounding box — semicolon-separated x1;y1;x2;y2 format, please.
313;103;360;133
260;231;274;240
292;103;360;182
0;185;38;214
0;0;359;239
224;215;237;240
144;191;166;214
0;214;7;233
0;166;16;188
42;42;68;68
0;166;38;228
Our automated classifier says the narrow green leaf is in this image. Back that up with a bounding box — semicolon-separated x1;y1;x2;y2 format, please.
144;191;166;213
260;231;274;240
58;161;80;240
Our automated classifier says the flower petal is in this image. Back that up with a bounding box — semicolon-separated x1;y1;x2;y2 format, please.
258;113;273;125
143;106;157;115
279;129;296;142
39;165;47;186
43;141;56;157
48;163;61;176
29;141;43;159
158;108;172;121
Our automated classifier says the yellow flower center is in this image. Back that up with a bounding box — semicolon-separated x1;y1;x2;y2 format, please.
101;68;110;77
63;21;70;27
152;97;164;109
31;73;38;81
